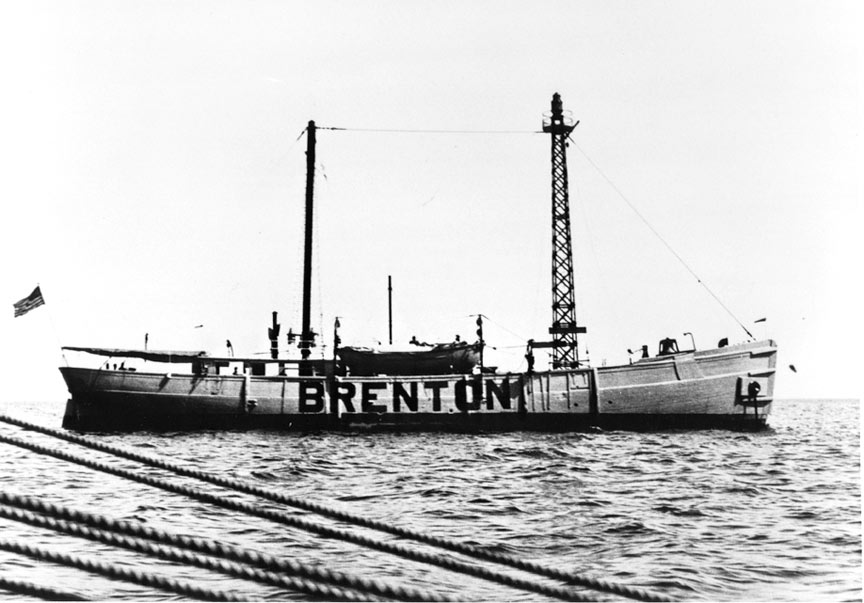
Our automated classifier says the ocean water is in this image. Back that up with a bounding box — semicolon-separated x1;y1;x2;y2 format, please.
0;399;859;601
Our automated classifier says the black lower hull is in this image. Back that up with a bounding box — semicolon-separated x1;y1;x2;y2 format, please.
62;406;768;433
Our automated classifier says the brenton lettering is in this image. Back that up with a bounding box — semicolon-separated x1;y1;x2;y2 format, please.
298;379;515;414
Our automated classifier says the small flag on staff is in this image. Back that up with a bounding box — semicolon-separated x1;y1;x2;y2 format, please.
13;286;45;318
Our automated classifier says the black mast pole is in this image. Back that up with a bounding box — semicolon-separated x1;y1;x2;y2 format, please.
388;275;393;345
300;120;316;374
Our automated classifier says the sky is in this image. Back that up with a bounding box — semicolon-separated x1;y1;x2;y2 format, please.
1;0;861;403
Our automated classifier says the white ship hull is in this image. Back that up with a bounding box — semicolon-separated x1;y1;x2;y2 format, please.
60;340;776;431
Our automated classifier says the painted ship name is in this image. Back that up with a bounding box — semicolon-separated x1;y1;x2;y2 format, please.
298;377;523;413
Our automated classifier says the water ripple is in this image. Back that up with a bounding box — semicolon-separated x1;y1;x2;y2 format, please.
0;399;859;601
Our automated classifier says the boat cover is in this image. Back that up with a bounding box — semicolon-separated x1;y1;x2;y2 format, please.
62;346;209;363
338;342;480;376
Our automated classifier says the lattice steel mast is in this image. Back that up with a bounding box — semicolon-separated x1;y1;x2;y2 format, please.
543;93;585;368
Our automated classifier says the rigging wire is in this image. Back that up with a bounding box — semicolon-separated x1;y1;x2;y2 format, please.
315;161;326;359
320;126;542;135
569;137;755;340
473;314;527;343
306;124;756;340
572;170;626;350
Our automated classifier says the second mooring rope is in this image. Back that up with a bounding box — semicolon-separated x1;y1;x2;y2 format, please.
0;491;448;602
0;414;673;602
0;429;601;602
0;576;86;601
0;538;247;602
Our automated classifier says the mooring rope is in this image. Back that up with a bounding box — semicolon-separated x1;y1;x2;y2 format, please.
0;430;602;602
0;538;246;601
0;492;449;603
0;504;378;602
0;576;86;601
0;415;673;601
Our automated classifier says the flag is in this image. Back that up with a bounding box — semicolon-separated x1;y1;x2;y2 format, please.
13;286;45;318
754;317;767;323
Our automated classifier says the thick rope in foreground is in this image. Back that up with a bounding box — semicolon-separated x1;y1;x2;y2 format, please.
0;504;377;603
0;538;247;601
0;414;673;602
0;430;599;602
0;575;86;601
0;492;449;602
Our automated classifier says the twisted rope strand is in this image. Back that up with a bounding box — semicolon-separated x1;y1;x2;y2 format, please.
0;504;377;603
0;430;599;602
0;575;86;601
0;415;673;601
0;493;447;602
0;538;247;601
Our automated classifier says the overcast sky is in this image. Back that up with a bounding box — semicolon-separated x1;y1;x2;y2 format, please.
1;1;860;403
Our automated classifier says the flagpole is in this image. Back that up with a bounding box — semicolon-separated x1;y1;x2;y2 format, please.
13;283;68;367
40;285;69;367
